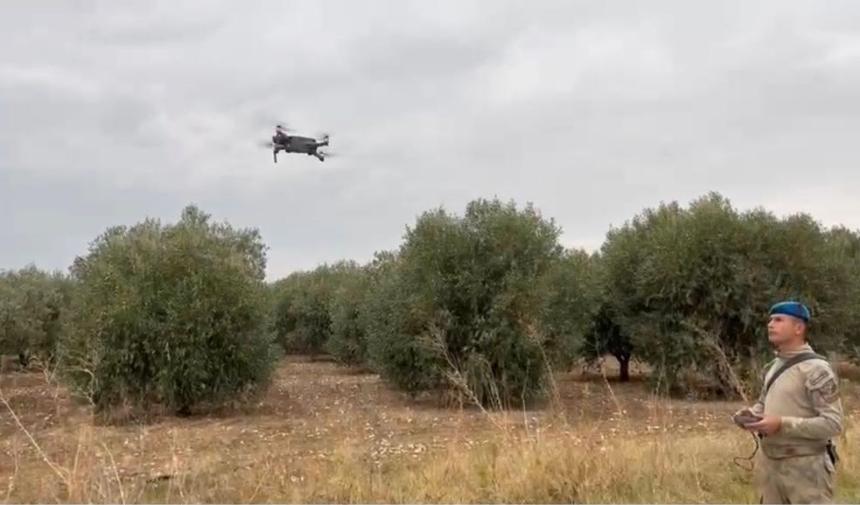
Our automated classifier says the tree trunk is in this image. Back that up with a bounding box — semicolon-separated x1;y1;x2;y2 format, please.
618;355;630;382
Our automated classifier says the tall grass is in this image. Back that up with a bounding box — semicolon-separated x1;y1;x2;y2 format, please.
3;354;858;503
3;413;857;503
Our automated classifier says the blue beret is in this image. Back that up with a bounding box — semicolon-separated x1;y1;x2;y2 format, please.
769;301;811;323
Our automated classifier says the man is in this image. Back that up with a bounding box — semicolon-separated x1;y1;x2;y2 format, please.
733;301;843;504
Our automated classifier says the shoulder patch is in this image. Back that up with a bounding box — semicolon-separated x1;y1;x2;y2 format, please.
804;361;836;389
803;361;840;402
816;378;840;402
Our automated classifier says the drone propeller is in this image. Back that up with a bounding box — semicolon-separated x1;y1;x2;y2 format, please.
275;122;295;132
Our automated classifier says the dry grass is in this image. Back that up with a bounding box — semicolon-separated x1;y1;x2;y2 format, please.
1;356;858;503
837;360;860;382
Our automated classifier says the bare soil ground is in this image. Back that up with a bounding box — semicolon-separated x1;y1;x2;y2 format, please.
1;357;858;502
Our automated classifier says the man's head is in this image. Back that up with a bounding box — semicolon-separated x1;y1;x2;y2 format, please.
767;301;811;347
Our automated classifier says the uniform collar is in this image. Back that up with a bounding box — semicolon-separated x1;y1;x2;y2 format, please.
775;342;813;359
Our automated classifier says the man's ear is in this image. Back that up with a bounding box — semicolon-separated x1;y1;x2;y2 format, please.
794;320;807;338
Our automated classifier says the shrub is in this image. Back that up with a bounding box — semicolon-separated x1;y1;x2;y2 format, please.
61;205;278;416
363;251;442;392
602;193;855;397
825;226;860;363
327;265;372;365
271;262;357;357
0;266;72;367
537;249;601;370
367;199;563;407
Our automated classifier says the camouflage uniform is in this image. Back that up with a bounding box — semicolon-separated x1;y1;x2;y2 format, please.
747;344;843;504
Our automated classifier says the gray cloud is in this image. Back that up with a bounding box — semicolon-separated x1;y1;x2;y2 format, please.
2;0;860;279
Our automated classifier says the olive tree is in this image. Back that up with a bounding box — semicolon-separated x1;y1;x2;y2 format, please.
366;198;564;407
602;193;853;397
61;206;278;416
0;267;72;367
327;263;373;365
537;249;601;370
271;262;358;358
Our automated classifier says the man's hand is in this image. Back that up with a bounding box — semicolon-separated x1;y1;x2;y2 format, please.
747;415;782;436
732;408;762;428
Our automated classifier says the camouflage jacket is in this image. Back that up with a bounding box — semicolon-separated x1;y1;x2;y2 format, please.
751;344;843;459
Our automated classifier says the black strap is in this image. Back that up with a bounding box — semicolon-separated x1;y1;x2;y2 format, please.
764;352;826;397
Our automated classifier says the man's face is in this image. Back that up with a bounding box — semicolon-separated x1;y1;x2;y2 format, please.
767;314;806;346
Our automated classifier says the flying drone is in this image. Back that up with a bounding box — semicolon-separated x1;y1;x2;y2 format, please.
262;124;331;163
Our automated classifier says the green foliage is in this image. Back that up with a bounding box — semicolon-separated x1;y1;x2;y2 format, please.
366;198;564;407
5;190;856;411
537;250;601;369
580;300;634;381
271;262;357;357
825;226;860;363
567;253;635;381
0;266;73;366
271;272;314;354
326;264;372;365
602;193;856;396
362;251;441;392
61;205;278;415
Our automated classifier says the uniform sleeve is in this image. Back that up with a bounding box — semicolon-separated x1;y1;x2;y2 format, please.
779;364;843;440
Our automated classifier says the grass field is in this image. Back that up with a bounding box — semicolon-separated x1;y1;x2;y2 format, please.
1;357;858;503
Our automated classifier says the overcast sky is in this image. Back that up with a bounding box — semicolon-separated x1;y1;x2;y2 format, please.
2;1;859;280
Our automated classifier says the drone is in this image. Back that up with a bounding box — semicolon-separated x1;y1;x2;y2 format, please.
262;124;330;163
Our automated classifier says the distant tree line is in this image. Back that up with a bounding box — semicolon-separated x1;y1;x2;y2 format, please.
270;193;860;402
1;193;858;416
